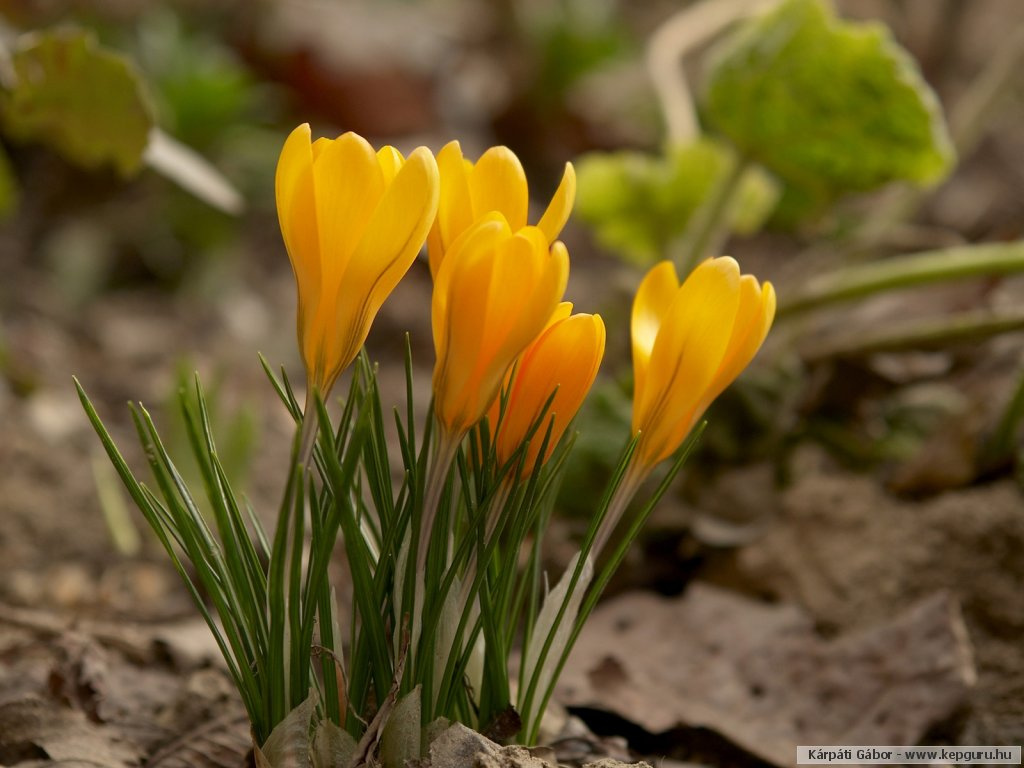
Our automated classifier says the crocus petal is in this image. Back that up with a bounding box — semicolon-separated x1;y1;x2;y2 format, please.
537;162;576;244
469;146;529;231
497;312;605;472
328;146;440;378
312;133;385;293
376;145;405;185
429;141;475;277
275;124;319;298
633;257;741;467
631;261;679;407
432;221;567;437
274;125;440;397
705;278;776;406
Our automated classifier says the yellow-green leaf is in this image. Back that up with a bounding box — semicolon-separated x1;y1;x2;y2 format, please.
3;29;154;176
575;139;777;264
703;0;954;201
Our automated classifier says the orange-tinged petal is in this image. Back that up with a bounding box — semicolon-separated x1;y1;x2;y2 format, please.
484;301;575;435
469;146;529;231
496;312;605;472
537;162;576;244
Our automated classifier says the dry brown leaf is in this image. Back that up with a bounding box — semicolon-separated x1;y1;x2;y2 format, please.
145;709;251;768
0;696;143;766
557;585;975;768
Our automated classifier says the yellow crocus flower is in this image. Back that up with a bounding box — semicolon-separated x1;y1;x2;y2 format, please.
426;141;575;277
488;303;605;474
275;123;440;397
432;214;569;439
631;257;775;471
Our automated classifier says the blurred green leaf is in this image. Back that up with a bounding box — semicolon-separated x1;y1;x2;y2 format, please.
703;0;954;208
575;138;777;264
2;29;154;176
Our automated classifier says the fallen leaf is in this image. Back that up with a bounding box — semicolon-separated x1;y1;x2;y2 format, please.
558;586;975;768
146;709;251;768
0;696;143;766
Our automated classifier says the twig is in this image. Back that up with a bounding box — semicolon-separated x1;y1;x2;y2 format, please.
800;308;1024;361
779;240;1024;317
646;0;775;143
346;620;411;768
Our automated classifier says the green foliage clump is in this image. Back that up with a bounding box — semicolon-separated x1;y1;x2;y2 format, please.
2;29;154;176
575;139;777;264
703;0;954;210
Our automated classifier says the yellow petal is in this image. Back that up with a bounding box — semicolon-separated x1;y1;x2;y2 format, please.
498;311;605;472
469;146;529;231
376;145;405;185
633;257;741;467
704;278;776;407
432;212;511;358
432;216;513;432
311;136;331;161
430;141;474;277
275;124;320;359
631;261;679;409
537;162;576;243
312;132;385;294
432;221;565;437
326;146;440;378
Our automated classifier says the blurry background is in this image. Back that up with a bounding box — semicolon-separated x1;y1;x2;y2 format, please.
1;0;1023;763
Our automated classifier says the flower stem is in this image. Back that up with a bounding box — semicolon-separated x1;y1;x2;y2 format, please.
298;387;320;470
591;463;645;560
460;479;513;607
779;240;1024;317
675;153;748;276
417;428;460;575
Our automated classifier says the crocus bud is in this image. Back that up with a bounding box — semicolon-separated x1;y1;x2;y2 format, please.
631;257;775;471
275;123;440;396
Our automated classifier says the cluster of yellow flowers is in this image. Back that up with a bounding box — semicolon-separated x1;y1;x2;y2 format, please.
275;123;774;484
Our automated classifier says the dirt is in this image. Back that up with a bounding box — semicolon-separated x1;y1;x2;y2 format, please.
735;445;1024;745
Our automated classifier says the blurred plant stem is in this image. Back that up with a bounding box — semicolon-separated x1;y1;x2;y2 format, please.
673;153;749;276
979;362;1024;474
779;240;1024;316
800;308;1024;361
646;0;775;144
